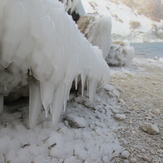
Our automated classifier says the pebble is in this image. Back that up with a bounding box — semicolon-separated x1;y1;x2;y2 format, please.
150;109;160;116
131;130;136;134
114;114;126;121
157;149;163;154
140;123;160;135
141;148;146;153
141;156;152;162
121;150;130;159
130;157;137;163
123;160;129;163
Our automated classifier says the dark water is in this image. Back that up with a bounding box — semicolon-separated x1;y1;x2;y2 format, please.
131;42;163;58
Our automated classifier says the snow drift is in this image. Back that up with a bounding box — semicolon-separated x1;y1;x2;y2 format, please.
0;0;110;128
77;14;112;59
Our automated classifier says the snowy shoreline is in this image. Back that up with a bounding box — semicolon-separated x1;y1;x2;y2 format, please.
0;54;163;163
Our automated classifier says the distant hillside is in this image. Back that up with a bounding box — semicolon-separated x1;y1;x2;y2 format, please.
116;0;163;22
81;0;163;42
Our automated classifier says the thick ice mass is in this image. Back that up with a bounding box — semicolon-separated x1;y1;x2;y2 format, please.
77;14;112;59
0;0;110;128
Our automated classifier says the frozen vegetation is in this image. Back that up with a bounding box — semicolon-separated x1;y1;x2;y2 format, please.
81;0;163;42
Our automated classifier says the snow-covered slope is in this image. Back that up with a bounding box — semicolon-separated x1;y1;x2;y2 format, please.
81;0;163;42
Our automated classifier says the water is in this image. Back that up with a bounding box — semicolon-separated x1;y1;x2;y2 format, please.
131;42;163;58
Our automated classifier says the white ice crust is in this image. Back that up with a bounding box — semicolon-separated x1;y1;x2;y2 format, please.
0;0;110;128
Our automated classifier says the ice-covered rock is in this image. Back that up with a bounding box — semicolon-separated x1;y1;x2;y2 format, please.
0;0;110;128
77;14;112;59
65;114;88;128
106;42;135;66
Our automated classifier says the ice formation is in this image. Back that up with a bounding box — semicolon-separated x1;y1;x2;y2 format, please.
77;14;112;59
106;42;135;66
0;0;110;128
59;0;85;21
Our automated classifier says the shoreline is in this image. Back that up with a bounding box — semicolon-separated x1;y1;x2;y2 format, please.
110;55;163;162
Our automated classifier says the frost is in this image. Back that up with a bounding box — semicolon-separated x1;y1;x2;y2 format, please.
0;0;110;127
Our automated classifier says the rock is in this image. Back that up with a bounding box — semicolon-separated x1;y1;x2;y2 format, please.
140;123;160;135
123;160;129;163
157;149;163;154
150;109;161;116
121;150;130;159
114;114;126;121
130;158;137;163
65;114;87;128
160;116;163;120
131;130;136;134
141;148;146;153
141;156;152;162
104;84;120;97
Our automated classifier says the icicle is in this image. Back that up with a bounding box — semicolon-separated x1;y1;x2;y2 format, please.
81;72;86;97
86;76;89;97
40;82;56;118
51;83;66;125
29;82;42;129
63;82;72;112
0;95;4;114
75;76;78;90
63;84;67;112
88;78;98;103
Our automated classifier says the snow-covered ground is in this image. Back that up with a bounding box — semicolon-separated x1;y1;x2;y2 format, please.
1;49;163;163
0;85;123;163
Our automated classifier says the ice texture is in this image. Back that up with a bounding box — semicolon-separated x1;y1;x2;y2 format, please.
60;0;85;16
0;0;110;127
0;95;3;113
77;14;112;59
106;42;135;66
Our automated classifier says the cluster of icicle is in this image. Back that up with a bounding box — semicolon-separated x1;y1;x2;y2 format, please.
106;41;135;66
0;0;110;128
77;14;112;59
